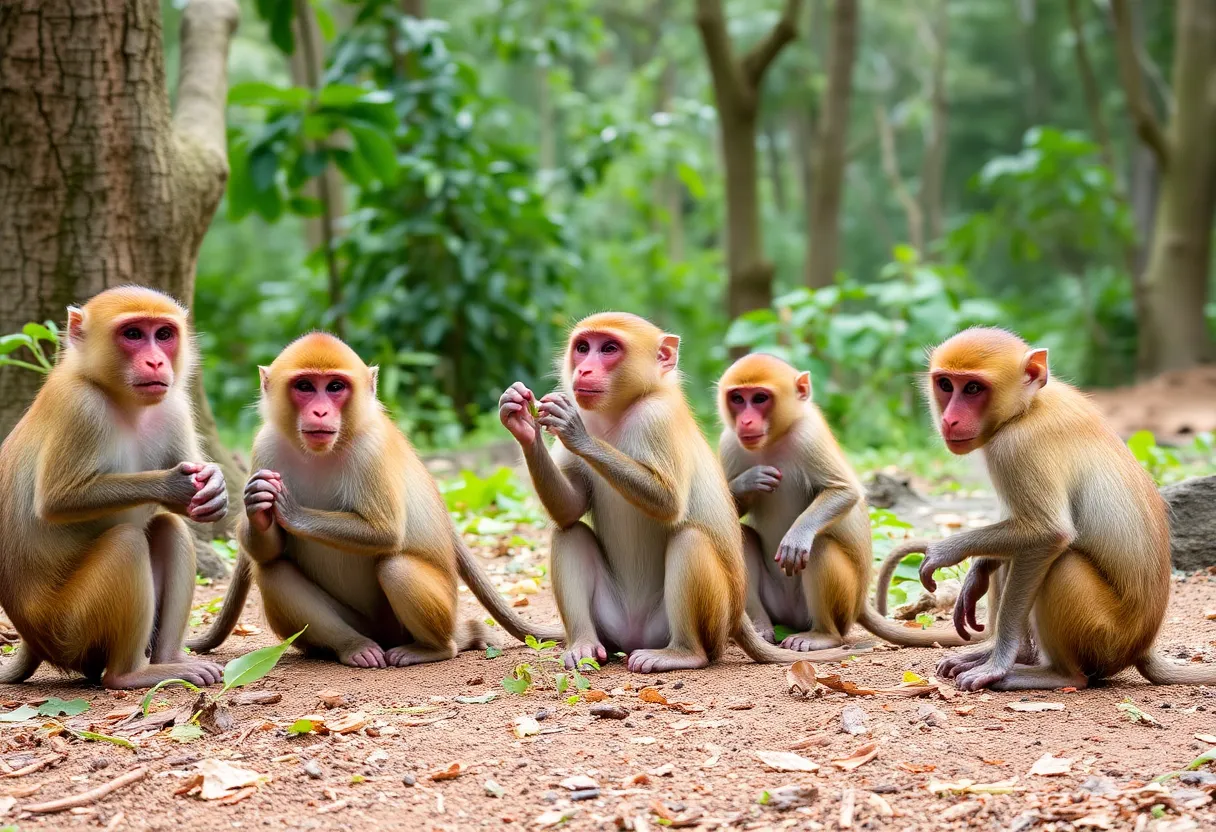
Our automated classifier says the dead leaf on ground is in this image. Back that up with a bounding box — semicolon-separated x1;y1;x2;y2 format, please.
725;699;754;710
1006;701;1064;712
1195;734;1216;744
755;751;819;773
928;778;1021;795
898;762;936;774
701;743;723;768
786;661;821;696
1117;698;1164;727
559;775;597;791
831;742;879;771
647;763;675;777
649;798;702;827
326;712;368;734
638;687;668;705
535;808;578;827
955;704;975;715
1028;754;1073;777
789;735;830;749
232;623;262;637
622;773;650;788
179;759;266;801
759;784;818;810
317;690;348;709
429;763;467;781
233;691;281;707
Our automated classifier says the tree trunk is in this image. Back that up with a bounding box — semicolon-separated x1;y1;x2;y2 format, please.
917;0;948;246
764;119;787;213
653;61;684;262
0;0;243;554
696;0;802;336
806;0;858;289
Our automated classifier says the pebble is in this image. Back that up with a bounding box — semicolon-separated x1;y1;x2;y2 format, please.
570;788;600;801
401;773;417;787
591;704;629;720
303;760;323;780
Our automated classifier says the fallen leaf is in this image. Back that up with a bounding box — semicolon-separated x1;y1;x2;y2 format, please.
831;742;879;771
928;778;1021;795
898;762;936;774
955;704;975;716
701;743;723;768
755;751;819;773
758;784;818;810
725;699;754;710
325;712;368;734
317;690;348;709
649;798;702;827
638;687;668;705
1117;698;1164;728
429;763;467;781
669;702;707;714
1205;610;1216;621
1195;734;1216;744
584;690;607;702
484;779;504;798
512;596;529;608
232;623;262;636
982;758;1006;766
186;759;266;801
1028;754;1073;777
512;716;540;738
560;775;597;791
622;773;650;788
535;808;578;827
786;661;820;696
647;763;675;777
455;693;497;705
902;670;929;685
233;691;281;706
1006;702;1064;712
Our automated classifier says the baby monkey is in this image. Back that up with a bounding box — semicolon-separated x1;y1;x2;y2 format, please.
718;353;975;652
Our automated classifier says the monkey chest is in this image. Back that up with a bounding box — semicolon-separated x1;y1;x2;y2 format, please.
748;485;814;554
288;539;386;617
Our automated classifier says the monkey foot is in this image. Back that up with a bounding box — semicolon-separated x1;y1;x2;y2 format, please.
780;631;843;652
953;659;1014;691
625;648;708;674
937;646;993;679
753;626;777;645
104;660;223;690
563;641;608;671
339;642;387;669
988;664;1088;691
385;643;457;667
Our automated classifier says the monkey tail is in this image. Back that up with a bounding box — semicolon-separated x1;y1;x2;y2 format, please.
873;538;932;615
457;618;493;652
1134;650;1216;685
857;605;982;648
732;615;873;664
186;552;253;653
0;642;42;684
452;533;565;644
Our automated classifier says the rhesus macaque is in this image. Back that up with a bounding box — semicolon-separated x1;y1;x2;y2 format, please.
718;354;975;652
189;333;561;666
912;327;1216;690
499;313;865;674
0;287;227;689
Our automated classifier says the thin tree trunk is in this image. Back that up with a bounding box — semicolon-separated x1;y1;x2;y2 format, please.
654;61;684;262
0;0;243;556
764;119;787;213
917;0;948;246
806;0;858;289
1111;0;1216;373
696;0;803;340
874;106;922;251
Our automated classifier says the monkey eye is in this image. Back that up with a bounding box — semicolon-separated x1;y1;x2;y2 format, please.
326;380;346;394
574;340;590;354
752;392;769;405
122;327;142;341
963;381;984;395
601;341;619;354
154;326;175;342
729;392;745;406
294;379;316;393
936;377;954;393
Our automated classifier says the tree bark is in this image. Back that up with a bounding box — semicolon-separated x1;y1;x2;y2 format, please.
917;0;948;246
805;0;858;289
874;106;922;252
696;0;802;338
1111;0;1216;372
0;0;243;546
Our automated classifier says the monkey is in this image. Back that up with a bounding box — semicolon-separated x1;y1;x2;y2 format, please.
0;286;227;689
499;313;869;674
187;333;562;667
717;353;979;653
911;327;1216;690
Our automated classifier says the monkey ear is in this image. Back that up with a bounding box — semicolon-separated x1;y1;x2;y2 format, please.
658;334;680;374
66;306;85;348
1023;348;1049;391
258;366;271;393
794;371;812;401
368;366;379;396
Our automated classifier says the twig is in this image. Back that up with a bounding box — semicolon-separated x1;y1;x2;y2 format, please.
104;810;127;830
839;787;856;828
1;754;64;779
22;766;147;814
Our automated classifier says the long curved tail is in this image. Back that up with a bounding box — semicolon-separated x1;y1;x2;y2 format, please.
186;552;253;653
452;532;565;644
1135;650;1216;685
858;604;982;648
0;642;41;683
873;539;932;615
732;614;873;664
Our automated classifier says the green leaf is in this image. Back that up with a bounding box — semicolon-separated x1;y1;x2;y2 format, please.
915;614;934;630
573;673;591;691
554;673;569;695
72;729;135;749
502;675;530;695
228;82;311;108
485;645;504;659
38;698;89;717
524;634;540;651
0;333;34;356
347;121;398;181
454;693;498;704
575;657;600;672
221;627;305;693
288;718;316;736
351;774;366;784
758;790;772;805
317;84;374;107
168;724;204;744
140;679;200;716
22;322;57;344
0;705;39;723
310;0;335;40
772;624;795;643
565;695;581;706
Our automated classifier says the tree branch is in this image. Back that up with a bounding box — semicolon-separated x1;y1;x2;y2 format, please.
741;0;804;87
1066;0;1114;167
695;0;745;110
874;105;923;252
1109;0;1170;168
173;0;240;190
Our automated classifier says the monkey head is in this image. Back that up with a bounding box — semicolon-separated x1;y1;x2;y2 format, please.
927;327;1049;455
718;353;811;451
64;286;192;408
260;333;379;455
563;312;680;413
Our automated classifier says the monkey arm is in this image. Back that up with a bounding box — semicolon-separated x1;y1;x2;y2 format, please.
918;519;1073;590
277;506;404;556
789;485;860;540
523;440;591;529
574;437;682;524
238;517;285;564
36;469;194;525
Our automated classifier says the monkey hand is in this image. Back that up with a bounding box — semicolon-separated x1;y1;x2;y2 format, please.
182;462;228;524
918;542;958;593
537;393;593;454
775;532;814;577
731;465;782;498
952;563;990;641
499;382;540;447
244;469;283;533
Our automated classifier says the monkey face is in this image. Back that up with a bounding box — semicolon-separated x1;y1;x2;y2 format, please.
931;373;990;454
726;386;775;450
569;330;625;410
288;372;352;453
114;316;181;403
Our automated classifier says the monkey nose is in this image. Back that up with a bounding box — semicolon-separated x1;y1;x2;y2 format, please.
313;410;328;418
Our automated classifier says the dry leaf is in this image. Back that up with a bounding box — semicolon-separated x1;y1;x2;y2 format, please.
512;716;540;738
560;775;598;791
1195;734;1216;744
512;595;529;608
955;704;975;715
786;661;820;696
725;699;754;710
649;798;702;828
317;690;348;709
647;763;675;777
429;763;467;781
1205;610;1216;621
232;623;262;637
831;742;879;771
1006;702;1064;712
1028;754;1073;777
701;743;723;768
755;751;819;773
669;702;707;714
186;760;265;801
326;712;367;734
928;778;1021;795
584;690;607;702
622;773;650;788
897;762;936;773
638;687;668;705
535;808;578;827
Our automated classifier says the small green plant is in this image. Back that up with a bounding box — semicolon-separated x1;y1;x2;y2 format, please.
211;538;240;564
502;634;599;704
915;613;935;629
441;467;546;533
190;596;224;627
870;507;969;609
0;321;59;374
1127;431;1181;484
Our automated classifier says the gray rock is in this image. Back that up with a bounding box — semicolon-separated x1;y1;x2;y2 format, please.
1160;476;1216;570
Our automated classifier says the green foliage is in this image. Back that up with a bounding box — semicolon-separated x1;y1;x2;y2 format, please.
1127;430;1215;485
0;321;59;375
221;627;305;693
168;724;206;744
288;718;317;736
503;634;597;700
441;467;546;534
37;698;89;717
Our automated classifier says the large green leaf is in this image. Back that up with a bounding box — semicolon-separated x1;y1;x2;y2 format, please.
228;82;311;108
221;627;305;692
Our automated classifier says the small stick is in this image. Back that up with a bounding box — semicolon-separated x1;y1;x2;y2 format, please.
1;754;64;778
23;766;147;814
839;787;856;829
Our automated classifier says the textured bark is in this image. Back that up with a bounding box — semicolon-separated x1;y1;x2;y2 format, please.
0;0;243;538
805;0;858;289
1112;0;1216;372
696;0;802;339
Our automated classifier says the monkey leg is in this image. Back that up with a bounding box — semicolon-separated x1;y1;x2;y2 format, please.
377;555;459;667
258;559;386;668
146;513;197;664
741;525;776;643
626;527;732;674
551;522;615;670
50;525;223;689
781;538;864;652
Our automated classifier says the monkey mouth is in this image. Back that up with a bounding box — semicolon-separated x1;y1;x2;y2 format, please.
739;432;768;446
134;381;169;389
573;387;605;396
302;429;337;438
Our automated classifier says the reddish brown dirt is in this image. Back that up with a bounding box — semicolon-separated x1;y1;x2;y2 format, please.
3;568;1216;831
